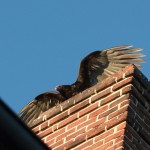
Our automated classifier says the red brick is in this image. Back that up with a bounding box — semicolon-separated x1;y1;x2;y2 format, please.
57;141;73;150
87;117;107;131
69;133;87;148
40;121;48;130
115;147;124;150
106;141;124;150
94;128;114;143
104;129;125;143
32;125;40;133
98;106;118;120
57;113;78;129
51;138;65;149
89;105;109;118
79;101;99;117
115;135;124;144
120;100;130;107
72;139;94;150
77;117;97;130
100;91;121;106
112;76;133;91
94;141;113;150
108;105;129;120
112;65;135;79
109;94;130;108
121;84;132;95
106;111;128;130
55;133;87;150
86;122;106;139
49;110;68;125
84;140;103;150
95;77;116;93
69;99;89;114
67;115;88;130
46;138;55;147
91;87;112;102
116;121;127;131
55;127;76;142
66;127;86;141
37;127;53;138
72;87;96;104
52;124;58;132
46;127;66;142
53;139;74;150
74;134;87;145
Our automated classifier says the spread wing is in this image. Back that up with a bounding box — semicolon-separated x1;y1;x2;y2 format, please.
76;45;146;86
19;92;65;125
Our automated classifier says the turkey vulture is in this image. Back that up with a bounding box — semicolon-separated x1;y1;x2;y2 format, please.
56;45;145;98
19;45;145;125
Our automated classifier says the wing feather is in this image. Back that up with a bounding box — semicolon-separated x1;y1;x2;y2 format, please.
75;45;146;87
19;92;65;125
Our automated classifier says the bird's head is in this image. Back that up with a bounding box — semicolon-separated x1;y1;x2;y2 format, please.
55;85;76;99
55;85;72;92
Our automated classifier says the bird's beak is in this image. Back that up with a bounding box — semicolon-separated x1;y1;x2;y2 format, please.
55;86;58;90
55;86;60;91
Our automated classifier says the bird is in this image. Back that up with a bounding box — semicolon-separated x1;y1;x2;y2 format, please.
19;45;146;125
55;45;146;98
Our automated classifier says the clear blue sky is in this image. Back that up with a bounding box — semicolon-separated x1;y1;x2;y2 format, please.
0;1;149;114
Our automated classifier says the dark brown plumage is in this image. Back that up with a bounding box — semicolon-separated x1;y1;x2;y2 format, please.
56;45;146;98
19;45;146;125
19;92;65;125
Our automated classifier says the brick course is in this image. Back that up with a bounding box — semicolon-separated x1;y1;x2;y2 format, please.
31;65;150;150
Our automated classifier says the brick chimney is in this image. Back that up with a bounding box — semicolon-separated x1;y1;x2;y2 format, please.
31;65;150;150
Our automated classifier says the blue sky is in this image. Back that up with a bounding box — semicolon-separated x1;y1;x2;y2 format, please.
0;1;149;114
